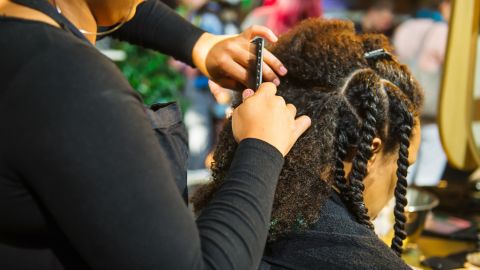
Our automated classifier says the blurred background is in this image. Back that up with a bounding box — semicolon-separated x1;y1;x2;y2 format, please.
102;0;452;172
98;1;480;268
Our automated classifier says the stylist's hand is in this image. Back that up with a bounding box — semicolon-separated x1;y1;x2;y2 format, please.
192;26;288;90
232;83;311;156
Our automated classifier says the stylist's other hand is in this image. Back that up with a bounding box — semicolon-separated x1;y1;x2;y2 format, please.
192;26;288;90
232;83;311;156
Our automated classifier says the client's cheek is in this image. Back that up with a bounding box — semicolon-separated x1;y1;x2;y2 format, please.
388;166;398;198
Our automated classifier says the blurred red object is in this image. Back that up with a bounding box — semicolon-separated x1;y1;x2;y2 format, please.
252;0;323;35
263;0;276;6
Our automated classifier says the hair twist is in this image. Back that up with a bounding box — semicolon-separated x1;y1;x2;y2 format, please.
341;70;386;229
384;83;414;256
333;116;350;199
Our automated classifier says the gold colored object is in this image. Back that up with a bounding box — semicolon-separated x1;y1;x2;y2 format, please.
438;0;480;170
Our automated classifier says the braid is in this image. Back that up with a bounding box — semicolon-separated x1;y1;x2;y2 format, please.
384;86;414;256
334;110;350;198
342;70;384;229
347;113;375;229
391;121;411;256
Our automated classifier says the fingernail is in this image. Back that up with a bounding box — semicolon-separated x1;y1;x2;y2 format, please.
273;78;281;86
242;89;255;100
279;66;288;75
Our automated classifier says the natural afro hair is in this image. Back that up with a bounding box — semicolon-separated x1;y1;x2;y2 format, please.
192;18;423;256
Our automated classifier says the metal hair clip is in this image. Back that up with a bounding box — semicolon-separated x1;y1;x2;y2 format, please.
364;49;392;60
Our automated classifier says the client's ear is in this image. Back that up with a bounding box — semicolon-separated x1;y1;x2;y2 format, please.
367;137;383;167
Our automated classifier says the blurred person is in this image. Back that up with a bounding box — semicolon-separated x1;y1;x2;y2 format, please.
178;0;242;169
203;81;234;170
183;0;225;170
193;19;423;269
219;3;241;35
323;0;350;10
393;0;450;186
321;0;351;20
241;0;322;35
0;0;311;269
354;0;394;35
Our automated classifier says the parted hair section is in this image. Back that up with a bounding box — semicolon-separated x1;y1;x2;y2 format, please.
191;19;424;256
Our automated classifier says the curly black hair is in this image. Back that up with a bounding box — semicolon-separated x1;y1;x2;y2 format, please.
192;19;424;256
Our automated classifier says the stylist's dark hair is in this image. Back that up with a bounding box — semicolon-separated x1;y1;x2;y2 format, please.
192;19;423;256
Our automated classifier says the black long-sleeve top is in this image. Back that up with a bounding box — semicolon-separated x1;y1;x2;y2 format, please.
111;0;204;66
0;2;284;269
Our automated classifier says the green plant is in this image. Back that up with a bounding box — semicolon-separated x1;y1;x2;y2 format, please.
113;41;186;107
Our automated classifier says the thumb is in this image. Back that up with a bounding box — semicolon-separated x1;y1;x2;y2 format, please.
292;115;312;141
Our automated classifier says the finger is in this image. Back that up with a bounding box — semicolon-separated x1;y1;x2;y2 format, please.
286;103;297;118
292;115;312;141
263;48;288;76
243;25;278;43
209;80;233;102
261;61;280;86
242;89;255;101
213;58;248;90
223;60;248;87
208;80;224;97
215;78;244;91
230;43;255;67
255;82;277;97
230;45;280;86
274;96;287;107
211;87;232;104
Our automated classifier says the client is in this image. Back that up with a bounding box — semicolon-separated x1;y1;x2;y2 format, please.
192;19;423;270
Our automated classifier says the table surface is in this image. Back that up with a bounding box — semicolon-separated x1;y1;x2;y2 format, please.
402;236;477;269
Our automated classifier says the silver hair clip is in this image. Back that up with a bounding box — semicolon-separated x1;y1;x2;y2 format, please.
364;49;392;60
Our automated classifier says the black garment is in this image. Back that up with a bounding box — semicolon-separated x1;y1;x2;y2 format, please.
261;193;411;270
146;102;189;203
0;2;285;270
111;0;205;66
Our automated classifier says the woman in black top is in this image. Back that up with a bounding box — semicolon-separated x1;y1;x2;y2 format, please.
193;19;424;270
0;0;311;269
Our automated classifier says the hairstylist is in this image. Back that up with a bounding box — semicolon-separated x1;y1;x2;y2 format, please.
0;0;311;269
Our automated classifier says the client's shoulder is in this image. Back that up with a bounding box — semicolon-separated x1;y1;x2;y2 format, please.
266;230;410;270
264;194;411;270
310;192;371;235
